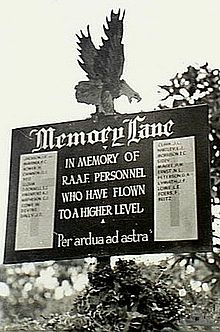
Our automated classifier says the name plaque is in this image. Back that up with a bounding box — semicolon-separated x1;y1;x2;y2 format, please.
15;152;57;250
154;136;197;241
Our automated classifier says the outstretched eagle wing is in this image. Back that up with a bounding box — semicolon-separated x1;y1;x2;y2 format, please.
76;9;125;81
76;26;98;79
95;9;125;81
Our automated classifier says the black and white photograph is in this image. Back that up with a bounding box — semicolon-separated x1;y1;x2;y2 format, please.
0;0;220;330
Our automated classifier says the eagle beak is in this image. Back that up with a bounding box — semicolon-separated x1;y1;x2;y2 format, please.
136;94;142;102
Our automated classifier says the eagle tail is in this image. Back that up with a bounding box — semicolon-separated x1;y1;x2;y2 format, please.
75;80;103;105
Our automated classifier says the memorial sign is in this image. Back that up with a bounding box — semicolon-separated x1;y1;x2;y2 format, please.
4;105;212;263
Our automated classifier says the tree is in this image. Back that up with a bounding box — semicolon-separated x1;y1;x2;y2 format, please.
158;62;220;202
158;62;220;293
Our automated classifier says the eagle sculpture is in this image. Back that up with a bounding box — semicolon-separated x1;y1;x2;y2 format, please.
75;9;141;115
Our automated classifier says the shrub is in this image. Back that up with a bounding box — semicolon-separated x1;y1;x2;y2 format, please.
0;259;185;331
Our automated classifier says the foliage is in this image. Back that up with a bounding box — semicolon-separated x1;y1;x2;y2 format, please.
0;259;86;322
158;63;220;314
165;254;220;325
45;259;184;331
158;62;220;203
0;260;185;332
2;258;220;331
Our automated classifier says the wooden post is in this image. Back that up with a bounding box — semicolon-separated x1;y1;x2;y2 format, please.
97;255;111;268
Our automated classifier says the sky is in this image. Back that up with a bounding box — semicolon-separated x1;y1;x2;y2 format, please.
1;0;220;264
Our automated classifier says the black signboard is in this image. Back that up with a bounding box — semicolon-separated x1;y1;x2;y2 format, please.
4;105;212;263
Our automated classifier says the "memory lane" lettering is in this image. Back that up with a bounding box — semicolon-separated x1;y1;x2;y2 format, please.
30;115;174;152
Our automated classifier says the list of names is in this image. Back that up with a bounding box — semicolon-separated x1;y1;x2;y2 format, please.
15;151;57;250
154;136;198;241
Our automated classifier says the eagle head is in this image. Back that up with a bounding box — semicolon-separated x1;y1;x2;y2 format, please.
120;79;141;103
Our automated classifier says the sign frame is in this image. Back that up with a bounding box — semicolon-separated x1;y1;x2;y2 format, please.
4;105;212;263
